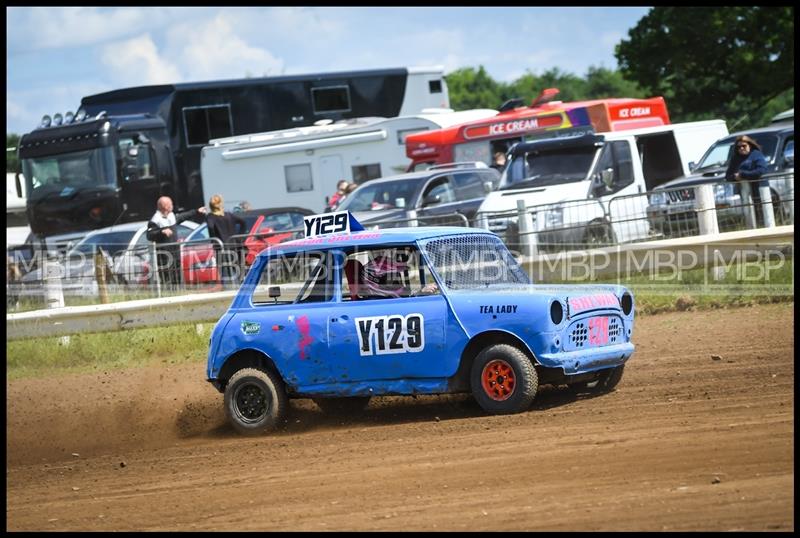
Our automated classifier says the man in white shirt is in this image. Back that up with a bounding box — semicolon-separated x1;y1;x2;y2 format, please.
146;196;207;289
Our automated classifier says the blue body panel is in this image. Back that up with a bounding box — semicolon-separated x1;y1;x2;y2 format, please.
206;227;635;395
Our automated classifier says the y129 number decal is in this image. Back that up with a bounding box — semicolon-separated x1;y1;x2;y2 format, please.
355;314;425;356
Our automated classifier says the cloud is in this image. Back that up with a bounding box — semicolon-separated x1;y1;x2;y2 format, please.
6;7;178;52
164;12;284;81
100;34;181;86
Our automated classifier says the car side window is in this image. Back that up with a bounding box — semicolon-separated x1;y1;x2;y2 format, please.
341;246;440;302
782;137;794;168
253;251;331;305
421;176;456;206
452;172;487;201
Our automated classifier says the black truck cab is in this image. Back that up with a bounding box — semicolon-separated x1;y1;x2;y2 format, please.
18;113;172;237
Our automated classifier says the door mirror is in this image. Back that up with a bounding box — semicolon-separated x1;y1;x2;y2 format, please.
784;146;794;168
268;286;281;303
688;161;696;172
483;180;494;194
601;168;614;187
422;194;441;207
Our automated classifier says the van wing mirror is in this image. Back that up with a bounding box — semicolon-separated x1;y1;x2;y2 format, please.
422;194;441;207
483;180;494;194
601;168;614;187
688;161;696;172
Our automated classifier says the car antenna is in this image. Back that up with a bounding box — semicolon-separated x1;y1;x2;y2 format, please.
109;203;128;229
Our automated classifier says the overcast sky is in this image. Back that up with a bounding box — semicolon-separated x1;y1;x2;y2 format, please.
6;6;651;135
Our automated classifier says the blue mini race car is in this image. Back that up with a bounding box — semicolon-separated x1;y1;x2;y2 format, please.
206;212;635;434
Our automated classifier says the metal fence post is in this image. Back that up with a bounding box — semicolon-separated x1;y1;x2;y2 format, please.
150;242;161;298
43;255;69;345
758;184;776;228
406;208;418;227
517;199;537;258
739;181;757;229
694;184;719;236
476;212;489;230
783;175;794;223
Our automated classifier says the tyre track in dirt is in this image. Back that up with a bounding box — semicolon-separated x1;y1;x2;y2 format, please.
6;303;794;531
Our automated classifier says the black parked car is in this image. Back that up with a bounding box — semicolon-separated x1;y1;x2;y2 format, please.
336;163;500;228
647;124;794;236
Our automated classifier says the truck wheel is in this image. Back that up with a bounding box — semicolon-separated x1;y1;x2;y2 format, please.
312;396;371;415
583;222;616;247
595;365;625;393
471;344;538;414
224;367;288;435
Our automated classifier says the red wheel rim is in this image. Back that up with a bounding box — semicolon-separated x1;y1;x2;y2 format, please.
481;359;516;401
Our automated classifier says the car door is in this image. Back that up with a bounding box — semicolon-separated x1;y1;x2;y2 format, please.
416;175;462;226
596;140;650;243
326;247;449;383
450;170;497;224
231;250;332;387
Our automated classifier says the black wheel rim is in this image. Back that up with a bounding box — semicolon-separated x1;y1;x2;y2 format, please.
233;382;270;424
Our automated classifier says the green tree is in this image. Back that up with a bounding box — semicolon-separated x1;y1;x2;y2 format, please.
583;66;646;100
7;133;20;173
615;6;794;129
445;66;505;110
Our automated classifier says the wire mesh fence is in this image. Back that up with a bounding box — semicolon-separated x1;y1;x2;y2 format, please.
6;174;793;312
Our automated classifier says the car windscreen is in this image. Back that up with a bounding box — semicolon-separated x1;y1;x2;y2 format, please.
501;145;596;189
421;234;530;289
68;231;137;257
337;179;422;212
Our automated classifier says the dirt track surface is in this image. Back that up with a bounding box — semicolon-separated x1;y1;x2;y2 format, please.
6;303;794;531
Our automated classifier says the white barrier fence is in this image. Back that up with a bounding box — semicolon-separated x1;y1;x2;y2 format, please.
6;225;794;341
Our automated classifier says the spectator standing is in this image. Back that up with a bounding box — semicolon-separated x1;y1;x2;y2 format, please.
491;151;507;171
726;135;769;226
326;180;349;211
147;196;207;290
206;194;247;287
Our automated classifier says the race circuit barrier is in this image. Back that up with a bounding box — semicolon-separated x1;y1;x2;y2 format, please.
6;225;793;341
520;224;794;282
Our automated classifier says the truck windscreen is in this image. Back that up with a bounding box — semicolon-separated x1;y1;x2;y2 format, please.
500;145;597;190
22;146;117;200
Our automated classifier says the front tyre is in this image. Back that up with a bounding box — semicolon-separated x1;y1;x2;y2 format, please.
224;367;288;435
595;365;625;393
471;344;538;414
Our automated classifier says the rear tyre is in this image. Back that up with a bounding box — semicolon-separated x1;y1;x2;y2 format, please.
470;344;538;414
224;367;288;435
312;396;371;415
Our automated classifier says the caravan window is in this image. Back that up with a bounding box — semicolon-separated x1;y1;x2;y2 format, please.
397;128;428;145
183;105;233;147
312;86;351;114
285;164;314;192
352;163;382;183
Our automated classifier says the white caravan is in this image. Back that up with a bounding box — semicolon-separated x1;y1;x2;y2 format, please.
200;109;498;213
7;172;30;248
478;119;730;249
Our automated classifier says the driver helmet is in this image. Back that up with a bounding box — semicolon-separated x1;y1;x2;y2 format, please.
361;255;410;298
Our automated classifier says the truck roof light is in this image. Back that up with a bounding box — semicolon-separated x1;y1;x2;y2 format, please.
53;113;63;126
40;115;52;128
64;111;75;124
75;109;87;122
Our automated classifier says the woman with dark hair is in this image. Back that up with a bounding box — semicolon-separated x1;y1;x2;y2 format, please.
725;135;769;226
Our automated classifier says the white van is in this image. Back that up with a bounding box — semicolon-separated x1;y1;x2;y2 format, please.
477;119;729;251
200;109;498;213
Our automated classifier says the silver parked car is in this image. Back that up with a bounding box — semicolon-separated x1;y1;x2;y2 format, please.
647;124;794;237
17;220;197;299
